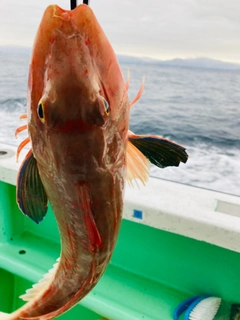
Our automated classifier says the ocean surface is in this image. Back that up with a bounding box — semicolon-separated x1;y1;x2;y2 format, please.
0;47;239;196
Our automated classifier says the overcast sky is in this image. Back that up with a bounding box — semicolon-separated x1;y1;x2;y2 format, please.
0;0;240;62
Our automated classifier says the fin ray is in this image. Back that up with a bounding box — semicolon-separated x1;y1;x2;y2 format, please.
130;76;145;107
16;137;31;162
126;139;150;185
15;125;28;138
17;151;48;223
20;258;60;302
128;133;188;168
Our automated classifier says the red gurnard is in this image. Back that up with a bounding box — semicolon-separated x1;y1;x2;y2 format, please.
1;4;188;320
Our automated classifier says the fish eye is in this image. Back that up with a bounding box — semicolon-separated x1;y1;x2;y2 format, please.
37;102;45;123
101;96;110;115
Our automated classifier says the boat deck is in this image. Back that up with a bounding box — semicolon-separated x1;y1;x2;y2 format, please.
0;143;240;319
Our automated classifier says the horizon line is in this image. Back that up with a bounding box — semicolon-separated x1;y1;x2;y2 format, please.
1;45;240;65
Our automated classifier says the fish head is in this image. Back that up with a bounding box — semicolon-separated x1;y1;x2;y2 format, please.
27;4;129;170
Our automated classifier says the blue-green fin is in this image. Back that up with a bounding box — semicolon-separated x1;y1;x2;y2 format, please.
17;151;48;223
128;133;188;168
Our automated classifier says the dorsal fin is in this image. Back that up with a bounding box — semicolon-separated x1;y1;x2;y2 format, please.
130;76;145;107
20;258;60;302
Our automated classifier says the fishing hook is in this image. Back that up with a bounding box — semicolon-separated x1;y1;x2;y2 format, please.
71;0;89;10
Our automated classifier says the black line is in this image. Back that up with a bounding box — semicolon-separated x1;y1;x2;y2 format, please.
83;0;89;5
71;0;77;10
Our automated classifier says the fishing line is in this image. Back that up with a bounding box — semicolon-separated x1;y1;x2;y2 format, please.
70;0;77;9
70;0;89;10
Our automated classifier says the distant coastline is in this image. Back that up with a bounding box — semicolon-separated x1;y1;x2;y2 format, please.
1;45;240;71
117;55;240;71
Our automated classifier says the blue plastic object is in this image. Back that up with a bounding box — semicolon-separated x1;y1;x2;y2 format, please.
184;295;211;320
173;296;200;320
173;295;211;320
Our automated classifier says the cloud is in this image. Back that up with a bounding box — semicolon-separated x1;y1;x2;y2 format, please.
0;0;240;62
90;0;240;62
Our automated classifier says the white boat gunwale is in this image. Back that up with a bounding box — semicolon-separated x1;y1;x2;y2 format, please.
0;142;239;254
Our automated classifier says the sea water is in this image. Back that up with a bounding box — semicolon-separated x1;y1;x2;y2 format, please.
0;46;239;196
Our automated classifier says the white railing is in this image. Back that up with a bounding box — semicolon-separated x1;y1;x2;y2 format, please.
1;142;240;253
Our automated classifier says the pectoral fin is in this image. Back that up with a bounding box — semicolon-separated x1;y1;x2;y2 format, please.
17;150;48;223
128;132;188;168
126;140;150;185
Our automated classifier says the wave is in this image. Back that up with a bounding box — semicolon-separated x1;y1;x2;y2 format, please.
1;105;239;197
0;49;239;197
150;143;240;196
0;99;27;146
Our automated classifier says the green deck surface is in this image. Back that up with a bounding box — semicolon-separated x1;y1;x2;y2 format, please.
0;180;239;319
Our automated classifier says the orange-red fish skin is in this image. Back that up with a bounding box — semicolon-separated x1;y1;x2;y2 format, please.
7;3;130;320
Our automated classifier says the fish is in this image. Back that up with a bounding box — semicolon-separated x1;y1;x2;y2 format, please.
1;4;188;320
